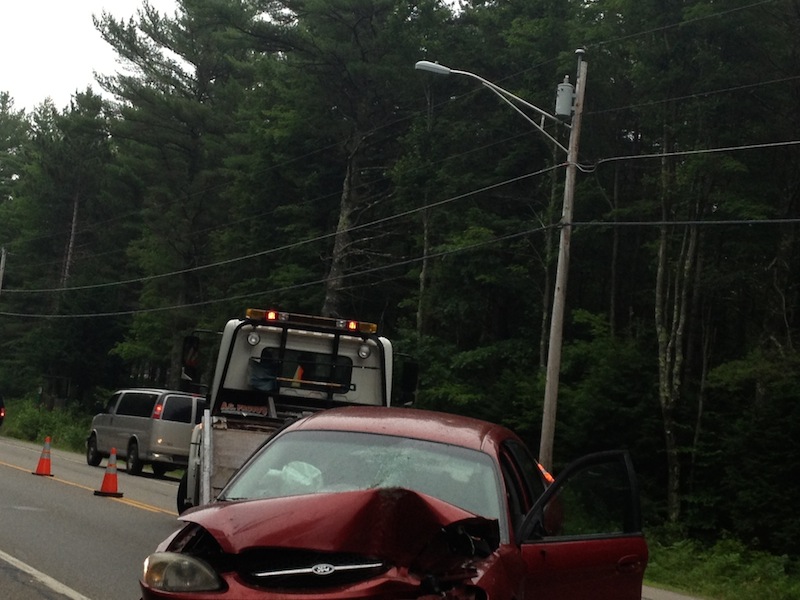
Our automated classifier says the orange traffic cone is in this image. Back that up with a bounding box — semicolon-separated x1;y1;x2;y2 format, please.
94;448;124;498
32;436;54;477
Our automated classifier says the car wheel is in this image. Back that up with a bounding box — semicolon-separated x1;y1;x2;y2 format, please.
126;440;143;475
151;464;168;478
86;435;102;466
177;472;190;514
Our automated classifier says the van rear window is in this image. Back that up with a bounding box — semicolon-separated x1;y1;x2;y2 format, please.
162;395;194;423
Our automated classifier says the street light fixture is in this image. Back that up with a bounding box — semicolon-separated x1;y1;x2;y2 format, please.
415;52;588;471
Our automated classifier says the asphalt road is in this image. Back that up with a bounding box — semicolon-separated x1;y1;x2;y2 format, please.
1;434;707;600
643;586;705;600
0;435;181;599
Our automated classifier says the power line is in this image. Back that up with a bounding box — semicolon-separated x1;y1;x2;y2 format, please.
589;0;780;50
573;218;800;228
587;75;800;117
7;203;800;321
588;139;800;170
0;224;552;319
1;164;564;295
4;135;800;297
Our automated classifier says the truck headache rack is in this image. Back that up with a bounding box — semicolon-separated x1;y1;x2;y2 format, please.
210;308;389;417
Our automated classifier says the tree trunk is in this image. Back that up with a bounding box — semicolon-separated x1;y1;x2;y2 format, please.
609;164;620;337
417;92;434;339
655;156;699;522
656;232;696;522
417;205;430;339
689;297;712;494
655;216;680;522
61;191;80;288
322;142;360;318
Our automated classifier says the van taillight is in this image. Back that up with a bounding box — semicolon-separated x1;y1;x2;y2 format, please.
0;407;5;418
152;402;163;419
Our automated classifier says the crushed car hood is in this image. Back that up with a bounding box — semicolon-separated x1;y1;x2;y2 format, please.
181;488;499;569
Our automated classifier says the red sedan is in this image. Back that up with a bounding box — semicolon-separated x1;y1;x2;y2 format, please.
141;406;647;599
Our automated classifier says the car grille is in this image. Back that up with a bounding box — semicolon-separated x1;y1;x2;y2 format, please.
237;548;388;589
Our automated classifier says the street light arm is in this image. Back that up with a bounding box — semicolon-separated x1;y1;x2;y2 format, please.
472;77;569;154
415;60;569;154
453;69;561;125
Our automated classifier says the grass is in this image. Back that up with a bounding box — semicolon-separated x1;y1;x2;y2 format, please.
3;395;800;599
646;535;800;600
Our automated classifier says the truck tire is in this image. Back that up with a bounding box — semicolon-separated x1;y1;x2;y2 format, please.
126;440;143;475
86;434;102;466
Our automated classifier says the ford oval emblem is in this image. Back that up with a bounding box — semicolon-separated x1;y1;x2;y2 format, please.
311;563;335;576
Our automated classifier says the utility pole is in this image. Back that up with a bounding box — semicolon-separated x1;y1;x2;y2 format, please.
539;49;588;471
415;50;588;471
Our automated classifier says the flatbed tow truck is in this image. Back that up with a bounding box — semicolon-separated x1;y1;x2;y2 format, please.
178;308;415;512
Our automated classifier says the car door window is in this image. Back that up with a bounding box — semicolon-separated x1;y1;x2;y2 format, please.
117;392;157;417
518;451;647;600
500;456;527;536
554;458;636;536
522;452;640;540
504;440;547;503
499;440;548;538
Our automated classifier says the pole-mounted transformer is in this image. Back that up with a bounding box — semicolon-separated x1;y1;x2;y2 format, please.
555;48;585;122
555;75;575;121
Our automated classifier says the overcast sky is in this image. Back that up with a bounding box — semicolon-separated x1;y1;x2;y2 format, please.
0;0;178;113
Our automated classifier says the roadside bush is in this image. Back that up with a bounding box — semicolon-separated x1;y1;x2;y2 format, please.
2;395;92;452
647;534;800;600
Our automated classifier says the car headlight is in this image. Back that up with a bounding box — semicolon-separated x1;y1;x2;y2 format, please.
143;552;223;592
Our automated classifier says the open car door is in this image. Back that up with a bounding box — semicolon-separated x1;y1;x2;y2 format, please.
516;450;648;600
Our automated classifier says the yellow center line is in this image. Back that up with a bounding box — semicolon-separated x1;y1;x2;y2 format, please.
0;459;178;516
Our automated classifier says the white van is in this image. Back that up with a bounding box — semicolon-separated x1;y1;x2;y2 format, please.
86;388;207;477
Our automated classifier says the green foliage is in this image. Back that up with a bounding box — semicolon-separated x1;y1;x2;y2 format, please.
646;535;800;600
691;349;800;556
0;93;28;205
556;311;661;462
2;396;92;452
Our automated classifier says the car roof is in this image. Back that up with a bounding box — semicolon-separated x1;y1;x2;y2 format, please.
288;405;520;454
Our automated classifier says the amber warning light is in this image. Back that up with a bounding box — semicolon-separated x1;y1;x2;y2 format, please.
245;308;377;334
